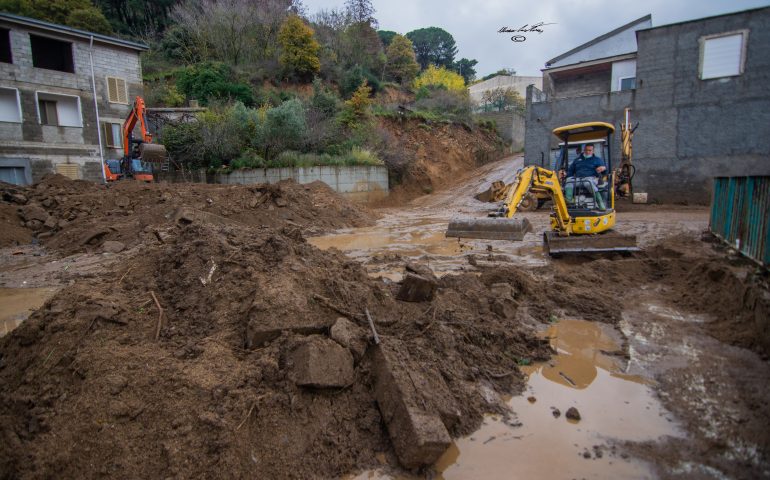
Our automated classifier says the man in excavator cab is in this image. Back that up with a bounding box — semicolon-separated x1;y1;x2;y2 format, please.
559;143;608;210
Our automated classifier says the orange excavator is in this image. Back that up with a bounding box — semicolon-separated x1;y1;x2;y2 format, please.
103;96;167;182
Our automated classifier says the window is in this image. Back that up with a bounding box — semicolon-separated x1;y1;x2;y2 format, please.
38;99;58;125
106;77;128;104
36;92;82;127
700;31;748;80
103;122;123;148
619;77;636;91
55;163;80;180
0;29;11;64
0;88;22;122
30;35;74;73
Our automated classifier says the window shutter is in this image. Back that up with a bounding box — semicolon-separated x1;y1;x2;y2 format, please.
107;77;128;103
701;33;744;79
107;77;118;103
116;78;128;104
103;122;114;147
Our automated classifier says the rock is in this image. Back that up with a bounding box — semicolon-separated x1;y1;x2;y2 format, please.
19;204;48;222
274;197;288;208
80;228;111;246
396;273;437;302
372;343;451;469
290;336;354;388
42;215;57;230
330;317;367;361
551;407;561;418
527;396;536;403
102;241;126;253
566;407;581;421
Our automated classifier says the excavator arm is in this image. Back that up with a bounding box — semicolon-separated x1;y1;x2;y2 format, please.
500;166;572;233
122;96;153;158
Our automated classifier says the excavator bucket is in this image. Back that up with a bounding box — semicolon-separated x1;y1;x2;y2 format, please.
139;143;168;163
543;231;639;255
446;218;532;241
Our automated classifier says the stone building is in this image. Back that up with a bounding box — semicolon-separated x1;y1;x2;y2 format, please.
0;13;147;185
524;7;770;203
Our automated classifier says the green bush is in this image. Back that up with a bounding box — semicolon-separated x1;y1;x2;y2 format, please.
273;148;382;167
176;62;255;106
311;77;339;118
231;150;266;169
264;99;307;156
341;66;381;98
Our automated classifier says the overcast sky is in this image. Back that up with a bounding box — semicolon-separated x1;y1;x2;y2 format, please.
303;0;770;77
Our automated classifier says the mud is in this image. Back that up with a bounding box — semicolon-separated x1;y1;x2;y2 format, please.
1;156;768;479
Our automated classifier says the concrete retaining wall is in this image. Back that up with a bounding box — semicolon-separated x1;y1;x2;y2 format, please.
156;165;389;203
474;111;526;151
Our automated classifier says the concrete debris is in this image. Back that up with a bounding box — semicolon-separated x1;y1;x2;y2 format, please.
396;273;437;302
290;336;355;388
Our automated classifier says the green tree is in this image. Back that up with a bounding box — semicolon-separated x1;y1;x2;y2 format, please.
66;8;113;34
385;34;419;85
453;58;478;84
0;0;113;33
278;15;321;81
377;30;396;48
406;27;457;70
341;65;380;98
94;0;176;36
480;87;524;112
414;65;466;91
340;81;372;127
176;62;254;106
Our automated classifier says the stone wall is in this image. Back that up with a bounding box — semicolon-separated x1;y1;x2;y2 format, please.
525;7;770;204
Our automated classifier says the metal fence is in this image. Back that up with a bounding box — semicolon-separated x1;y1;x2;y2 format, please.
710;176;770;267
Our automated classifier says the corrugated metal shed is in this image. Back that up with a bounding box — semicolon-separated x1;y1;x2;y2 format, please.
710;176;770;267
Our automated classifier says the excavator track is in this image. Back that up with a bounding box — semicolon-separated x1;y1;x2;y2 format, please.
543;231;639;255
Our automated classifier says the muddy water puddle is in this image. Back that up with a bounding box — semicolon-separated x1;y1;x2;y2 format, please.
352;319;680;480
0;287;59;336
309;219;547;281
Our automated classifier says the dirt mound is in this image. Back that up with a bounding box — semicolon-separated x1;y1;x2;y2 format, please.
0;176;372;253
377;117;506;204
0;219;554;479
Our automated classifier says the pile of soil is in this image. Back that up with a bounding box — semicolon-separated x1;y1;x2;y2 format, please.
0;200;555;478
0;175;372;253
377;117;506;204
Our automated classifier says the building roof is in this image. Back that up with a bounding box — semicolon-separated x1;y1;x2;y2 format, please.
0;13;148;51
637;5;770;32
545;14;651;68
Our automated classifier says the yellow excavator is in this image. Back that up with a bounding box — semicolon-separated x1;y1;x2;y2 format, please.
446;121;638;255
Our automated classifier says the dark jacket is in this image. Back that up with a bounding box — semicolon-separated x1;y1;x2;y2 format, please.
567;155;605;178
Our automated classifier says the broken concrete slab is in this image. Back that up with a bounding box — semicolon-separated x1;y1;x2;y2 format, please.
290;336;354;388
372;343;451;469
330;317;368;361
396;273;437;302
245;319;326;349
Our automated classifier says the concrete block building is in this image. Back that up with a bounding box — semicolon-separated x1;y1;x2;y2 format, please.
524;7;770;203
0;13;147;185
